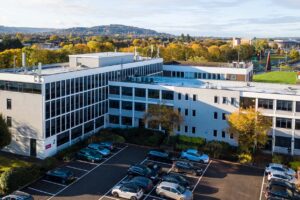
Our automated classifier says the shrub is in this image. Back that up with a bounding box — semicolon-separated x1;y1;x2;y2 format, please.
175;144;198;151
238;153;253;164
0;166;40;195
203;141;233;159
178;135;205;147
89;131;125;144
272;154;285;164
40;157;59;172
289;161;300;171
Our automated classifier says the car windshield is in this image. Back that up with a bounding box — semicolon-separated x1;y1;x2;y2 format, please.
177;185;186;194
272;167;285;172
177;175;186;182
89;150;99;157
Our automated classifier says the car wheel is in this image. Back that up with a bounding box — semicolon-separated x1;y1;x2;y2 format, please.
112;192;119;197
130;196;137;200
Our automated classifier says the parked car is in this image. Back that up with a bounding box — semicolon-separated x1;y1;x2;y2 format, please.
77;148;103;163
124;176;154;193
1;191;33;200
267;171;297;184
173;161;203;176
161;173;190;188
97;141;114;151
147;149;173;163
180;149;209;164
112;182;144;200
156;181;193;200
127;164;160;181
45;168;75;184
265;184;300;200
265;163;296;177
267;179;298;192
88;143;111;156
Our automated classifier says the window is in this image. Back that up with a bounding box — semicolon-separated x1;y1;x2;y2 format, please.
275;136;291;148
296;102;300;112
213;130;217;137
6;99;11;110
192;127;196;134
222;113;226;120
222;131;226;138
178;108;181;114
295;138;300;149
109;86;120;95
109;115;119;124
135;102;146;111
148;89;159;99
231;97;236;105
109;100;120;109
276;117;292;129
122;87;132;96
135;88;146;97
185;94;188;100
185;109;188;116
6;116;12;127
214;112;218;119
178;93;181;100
192;110;196;116
162;91;174;100
177;125;181;132
122;117;132;126
193;94;197;101
214;96;218;103
71;126;82;140
258;99;273;110
230;133;234;139
222;97;227;104
276;100;292;111
185;126;188;133
240;97;255;109
122;101;132;110
296;119;300;130
57;131;69;146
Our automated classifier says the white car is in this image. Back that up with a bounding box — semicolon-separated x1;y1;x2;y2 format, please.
88;143;111;156
267;171;297;184
112;182;144;200
156;181;193;200
180;149;209;164
265;163;296;177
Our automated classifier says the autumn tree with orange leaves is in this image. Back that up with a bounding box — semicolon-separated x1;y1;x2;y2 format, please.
227;108;272;153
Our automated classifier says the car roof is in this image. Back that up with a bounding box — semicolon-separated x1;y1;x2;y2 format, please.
159;181;179;188
271;171;288;176
269;163;284;168
186;149;198;153
49;168;70;175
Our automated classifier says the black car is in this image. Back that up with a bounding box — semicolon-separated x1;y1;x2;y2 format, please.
125;176;154;192
265;184;300;200
267;179;298;192
172;161;203;176
147;149;173;163
45;168;75;184
127;164;160;181
161;173;190;188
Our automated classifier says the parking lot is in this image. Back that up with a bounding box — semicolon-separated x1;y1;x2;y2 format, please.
20;145;264;200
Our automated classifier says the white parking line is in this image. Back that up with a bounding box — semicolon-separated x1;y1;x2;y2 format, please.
65;165;89;172
192;160;212;192
46;146;128;200
98;158;148;200
75;160;99;166
259;172;266;200
42;180;66;187
27;187;54;196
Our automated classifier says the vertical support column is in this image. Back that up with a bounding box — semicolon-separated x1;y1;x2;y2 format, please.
132;87;135;127
272;100;277;155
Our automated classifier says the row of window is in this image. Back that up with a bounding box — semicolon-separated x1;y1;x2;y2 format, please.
244;98;300;112
274;136;300;149
214;96;237;105
0;80;41;94
276;117;300;129
163;71;236;80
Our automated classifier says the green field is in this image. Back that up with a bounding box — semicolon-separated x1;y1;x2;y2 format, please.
0;156;32;173
253;71;297;84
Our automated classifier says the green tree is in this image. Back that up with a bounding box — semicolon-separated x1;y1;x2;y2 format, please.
0;114;11;149
289;49;300;60
227;108;272;153
143;104;183;141
207;45;221;61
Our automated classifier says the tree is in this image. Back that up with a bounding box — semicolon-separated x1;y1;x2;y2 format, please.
227;108;272;153
49;35;59;41
143;104;183;141
207;45;221;61
289;49;300;60
0;114;11;149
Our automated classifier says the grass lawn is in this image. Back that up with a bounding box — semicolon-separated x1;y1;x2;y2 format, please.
253;71;298;84
0;156;32;173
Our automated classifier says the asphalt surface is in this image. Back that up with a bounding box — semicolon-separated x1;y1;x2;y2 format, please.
20;145;264;200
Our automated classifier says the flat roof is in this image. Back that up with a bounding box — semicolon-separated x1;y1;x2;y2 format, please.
68;52;134;58
123;76;300;96
164;61;252;69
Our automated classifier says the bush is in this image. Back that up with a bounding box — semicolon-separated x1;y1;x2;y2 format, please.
203;141;234;159
40;157;59;172
175;144;198;151
0;166;40;195
289;161;300;171
238;153;253;164
272;154;285;164
89;131;125;144
178;135;205;147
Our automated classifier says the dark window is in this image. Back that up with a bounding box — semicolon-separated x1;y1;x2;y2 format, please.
276;117;292;129
148;89;159;99
276;100;292;111
122;116;132;126
231;97;236;105
193;94;197;101
296;102;300;112
214;112;218;119
122;87;132;96
109;100;120;109
192;127;196;134
177;125;181;132
258;99;273;110
45;83;50;100
57;131;69;146
6;99;11;110
240;97;256;109
295;119;300;130
109;86;120;95
185;126;188;133
178;93;181;100
178;108;181;114
66;79;70;95
135;88;146;97
46;120;50;138
214;96;218;103
275;136;291;148
185;109;188;116
56;81;61;98
46;102;50;119
84;121;93;134
162;91;174;100
213;130;217;137
222;131;226;138
192;110;196;116
95;116;104;128
185;94;188;100
222;97;227;104
6;116;12;127
122;101;132;110
222;113;226;120
135;102;146;111
71;126;82;140
230;133;234;139
61;80;65;96
295;138;300;149
109;115;119;124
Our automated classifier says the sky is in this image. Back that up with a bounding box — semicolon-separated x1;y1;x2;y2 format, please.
1;0;300;37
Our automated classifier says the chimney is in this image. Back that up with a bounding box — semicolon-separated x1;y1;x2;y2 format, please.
38;62;42;75
22;52;27;72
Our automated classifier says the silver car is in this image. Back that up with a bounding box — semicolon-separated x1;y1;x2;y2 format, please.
1;191;33;200
156;181;193;200
88;143;111;156
112;182;144;200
